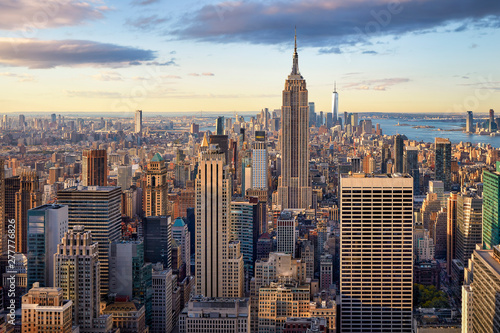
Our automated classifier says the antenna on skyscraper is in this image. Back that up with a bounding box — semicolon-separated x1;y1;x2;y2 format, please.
334;81;337;92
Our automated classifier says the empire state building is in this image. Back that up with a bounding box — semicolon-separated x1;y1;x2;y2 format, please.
277;31;312;209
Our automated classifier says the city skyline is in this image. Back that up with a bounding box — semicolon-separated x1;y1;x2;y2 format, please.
0;0;499;114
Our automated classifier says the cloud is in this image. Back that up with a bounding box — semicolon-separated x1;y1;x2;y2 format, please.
160;75;182;79
344;78;410;91
170;0;500;51
0;38;157;69
126;15;168;31
145;59;177;66
91;71;124;81
0;72;35;82
0;0;108;31
131;0;161;5
189;72;215;77
362;50;378;54
64;90;123;98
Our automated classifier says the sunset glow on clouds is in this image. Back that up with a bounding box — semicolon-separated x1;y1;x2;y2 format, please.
0;0;499;113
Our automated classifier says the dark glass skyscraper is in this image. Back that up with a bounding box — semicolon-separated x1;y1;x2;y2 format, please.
435;138;452;190
393;134;404;173
404;146;420;195
143;215;172;269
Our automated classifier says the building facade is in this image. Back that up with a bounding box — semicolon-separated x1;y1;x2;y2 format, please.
27;204;68;289
435;138;452;191
81;149;107;187
57;185;122;296
340;173;413;332
143;153;168;217
195;144;244;298
277;32;312;210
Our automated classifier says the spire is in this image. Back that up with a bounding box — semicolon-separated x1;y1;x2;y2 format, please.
291;26;299;75
201;133;209;147
334;81;337;92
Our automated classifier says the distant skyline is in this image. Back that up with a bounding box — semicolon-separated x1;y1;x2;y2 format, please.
1;0;499;114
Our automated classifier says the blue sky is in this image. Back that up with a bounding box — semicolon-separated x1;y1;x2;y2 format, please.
0;0;499;114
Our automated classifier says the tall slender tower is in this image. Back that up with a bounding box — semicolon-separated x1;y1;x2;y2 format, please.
332;82;339;123
394;134;404;173
135;109;143;134
277;30;312;209
195;143;243;298
435;137;452;190
143;153;168;217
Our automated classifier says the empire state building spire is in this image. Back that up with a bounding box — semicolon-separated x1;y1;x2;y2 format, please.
278;29;312;210
291;27;299;75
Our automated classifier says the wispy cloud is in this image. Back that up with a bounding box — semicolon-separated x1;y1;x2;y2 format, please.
0;72;35;82
189;72;215;77
131;0;161;5
126;15;169;31
64;90;123;98
0;38;157;69
0;0;109;31
91;71;124;81
344;78;410;91
170;0;500;51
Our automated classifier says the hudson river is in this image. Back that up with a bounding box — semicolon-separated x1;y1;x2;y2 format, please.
372;118;500;147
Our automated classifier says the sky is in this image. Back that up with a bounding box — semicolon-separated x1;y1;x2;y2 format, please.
0;0;499;114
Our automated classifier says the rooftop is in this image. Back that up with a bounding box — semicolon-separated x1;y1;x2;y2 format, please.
340;173;412;179
173;217;186;227
30;204;67;211
475;249;500;277
59;185;120;192
151;152;163;162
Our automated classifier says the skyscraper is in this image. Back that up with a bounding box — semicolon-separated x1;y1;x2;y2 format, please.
172;217;190;269
135;109;142;134
404;146;420;195
469;246;500;333
216;116;224;135
54;226;110;332
143;216;172;269
81;149;107;186
109;239;152;326
27;204;68;289
447;192;458;276
456;193;482;265
466;111;474;133
117;164;132;190
195;143;244;297
332;82;338;122
309;102;316;127
16;171;42;253
252;131;268;190
435;137;452;191
143;153;168;217
340;173;413;332
151;263;173;333
277;31;312;210
393;134;404;173
482;162;500;250
57;185;122;296
230;199;259;281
